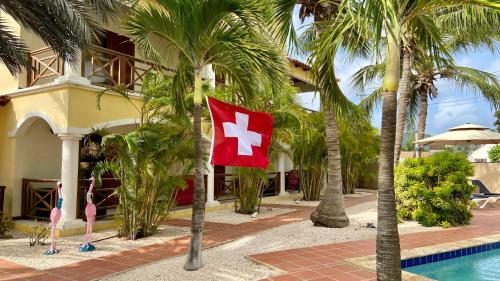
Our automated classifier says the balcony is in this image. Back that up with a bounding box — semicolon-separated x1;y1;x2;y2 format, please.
27;45;173;91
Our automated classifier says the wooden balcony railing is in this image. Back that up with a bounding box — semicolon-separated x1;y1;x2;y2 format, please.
21;178;59;220
21;178;120;221
83;45;173;90
27;47;64;87
214;173;238;200
27;45;173;90
78;178;120;221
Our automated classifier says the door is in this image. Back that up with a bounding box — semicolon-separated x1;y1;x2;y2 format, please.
103;31;135;87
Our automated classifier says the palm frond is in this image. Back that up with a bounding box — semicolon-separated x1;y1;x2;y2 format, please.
359;87;383;115
437;6;500;53
0;19;27;74
405;89;420;133
440;65;500;107
350;63;385;94
126;2;193;66
0;0;117;73
268;0;298;48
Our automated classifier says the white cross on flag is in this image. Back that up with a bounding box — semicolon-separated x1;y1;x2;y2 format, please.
207;97;273;169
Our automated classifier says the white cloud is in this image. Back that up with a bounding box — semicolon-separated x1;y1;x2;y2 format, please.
429;99;495;134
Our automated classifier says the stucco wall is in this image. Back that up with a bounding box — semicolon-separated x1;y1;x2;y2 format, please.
472;163;500;194
12;119;62;216
0;83;141;217
67;87;141;128
6;88;70;132
0;107;16;215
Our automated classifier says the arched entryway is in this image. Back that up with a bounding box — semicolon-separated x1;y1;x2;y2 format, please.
12;117;62;218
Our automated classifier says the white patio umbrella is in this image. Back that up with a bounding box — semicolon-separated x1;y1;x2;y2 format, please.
415;123;500;146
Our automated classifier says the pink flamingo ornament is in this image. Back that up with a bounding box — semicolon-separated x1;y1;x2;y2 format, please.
80;177;97;252
44;181;62;256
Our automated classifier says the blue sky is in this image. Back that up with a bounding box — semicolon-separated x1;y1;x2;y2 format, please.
292;6;500;136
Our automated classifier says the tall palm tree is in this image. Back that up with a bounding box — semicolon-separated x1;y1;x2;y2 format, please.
413;59;500;141
271;0;363;228
0;0;117;74
126;0;288;271
354;56;500;144
393;6;500;163
321;0;500;279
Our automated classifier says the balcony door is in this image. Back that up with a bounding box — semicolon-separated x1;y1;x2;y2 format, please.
85;30;135;88
103;31;135;88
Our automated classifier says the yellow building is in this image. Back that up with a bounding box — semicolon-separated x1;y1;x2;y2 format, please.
0;13;313;234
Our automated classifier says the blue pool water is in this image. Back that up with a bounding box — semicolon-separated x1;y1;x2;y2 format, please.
405;248;500;281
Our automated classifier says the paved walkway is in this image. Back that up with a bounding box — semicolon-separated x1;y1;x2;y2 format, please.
249;208;500;281
0;195;375;281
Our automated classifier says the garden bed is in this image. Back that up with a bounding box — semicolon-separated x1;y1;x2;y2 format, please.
0;224;190;270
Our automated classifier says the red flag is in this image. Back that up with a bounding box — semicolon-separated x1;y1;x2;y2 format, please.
207;97;273;169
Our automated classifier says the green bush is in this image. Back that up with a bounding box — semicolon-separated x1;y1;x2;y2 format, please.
488;145;500;162
0;212;13;239
292;113;326;201
395;151;475;227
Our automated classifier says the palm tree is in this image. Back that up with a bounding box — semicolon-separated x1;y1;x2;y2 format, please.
322;1;500;279
271;0;361;228
413;59;500;141
126;0;288;271
0;0;117;74
393;6;500;162
354;57;500;143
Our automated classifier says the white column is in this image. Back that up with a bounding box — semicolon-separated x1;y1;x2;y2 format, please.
203;64;218;207
206;164;220;207
55;49;91;85
279;152;288;196
58;134;84;228
201;64;216;89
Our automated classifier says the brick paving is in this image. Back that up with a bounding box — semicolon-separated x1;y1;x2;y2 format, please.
0;194;375;281
4;194;496;281
250;208;500;281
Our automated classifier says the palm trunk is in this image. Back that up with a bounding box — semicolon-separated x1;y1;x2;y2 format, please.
184;73;205;271
310;108;349;227
417;92;428;141
376;36;402;281
394;45;414;165
309;1;349;229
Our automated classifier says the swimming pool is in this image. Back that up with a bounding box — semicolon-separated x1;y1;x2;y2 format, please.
403;242;500;281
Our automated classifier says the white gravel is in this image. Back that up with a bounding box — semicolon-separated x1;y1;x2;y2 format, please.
0;224;190;270
275;191;375;207
103;199;439;281
179;207;295;225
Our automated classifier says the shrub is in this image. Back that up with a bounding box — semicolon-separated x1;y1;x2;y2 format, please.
29;222;49;246
338;116;379;194
95;124;194;239
395;151;475;227
0;212;13;239
488;145;500;162
292;113;326;201
234;168;268;214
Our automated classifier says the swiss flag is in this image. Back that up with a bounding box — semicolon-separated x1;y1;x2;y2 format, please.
207;97;273;169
